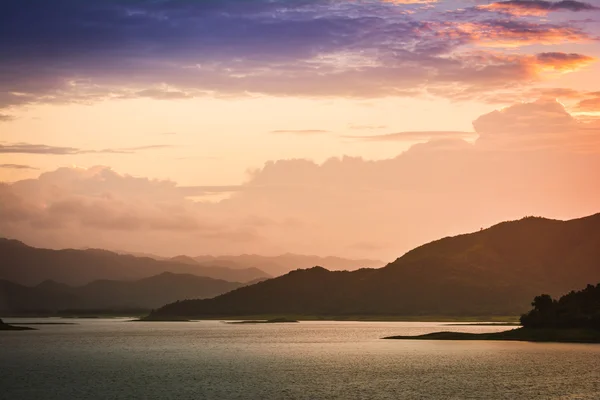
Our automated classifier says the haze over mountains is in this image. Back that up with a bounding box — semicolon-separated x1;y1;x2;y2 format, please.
0;238;381;313
149;213;600;318
0;273;244;313
183;254;383;277
0;238;270;286
0;238;382;285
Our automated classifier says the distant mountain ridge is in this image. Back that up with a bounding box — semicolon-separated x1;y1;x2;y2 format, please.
121;250;383;277
148;213;600;318
0;272;245;312
189;254;383;277
0;239;270;286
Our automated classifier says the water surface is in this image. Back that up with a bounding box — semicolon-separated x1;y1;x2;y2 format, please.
2;319;599;399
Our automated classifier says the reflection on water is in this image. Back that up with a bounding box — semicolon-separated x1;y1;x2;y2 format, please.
1;319;599;399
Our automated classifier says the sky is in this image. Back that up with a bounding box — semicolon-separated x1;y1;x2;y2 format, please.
1;0;600;261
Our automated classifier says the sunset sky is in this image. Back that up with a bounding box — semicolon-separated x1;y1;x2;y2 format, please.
1;0;600;260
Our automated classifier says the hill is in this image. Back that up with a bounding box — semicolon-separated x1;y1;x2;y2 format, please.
0;239;270;285
0;272;244;313
148;213;600;319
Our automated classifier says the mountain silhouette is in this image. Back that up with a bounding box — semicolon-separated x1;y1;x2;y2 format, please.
0;272;245;313
0;239;270;286
148;214;600;318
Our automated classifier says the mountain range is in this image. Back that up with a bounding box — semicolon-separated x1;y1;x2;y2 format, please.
0;272;246;313
148;213;600;318
0;238;270;286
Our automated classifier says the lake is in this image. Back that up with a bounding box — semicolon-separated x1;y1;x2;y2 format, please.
1;319;599;399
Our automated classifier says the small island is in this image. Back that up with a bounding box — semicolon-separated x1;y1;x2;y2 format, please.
227;317;299;324
385;283;600;343
0;318;36;331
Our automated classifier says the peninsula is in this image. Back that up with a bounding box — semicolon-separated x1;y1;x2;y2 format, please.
385;283;600;343
0;318;36;331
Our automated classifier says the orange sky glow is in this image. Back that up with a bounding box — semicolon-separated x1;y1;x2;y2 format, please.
1;0;600;260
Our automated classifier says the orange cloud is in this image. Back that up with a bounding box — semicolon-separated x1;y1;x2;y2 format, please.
478;0;597;16
381;0;438;3
575;97;600;112
535;52;595;72
439;21;593;48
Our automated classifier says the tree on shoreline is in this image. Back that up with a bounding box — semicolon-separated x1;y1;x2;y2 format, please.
520;283;600;330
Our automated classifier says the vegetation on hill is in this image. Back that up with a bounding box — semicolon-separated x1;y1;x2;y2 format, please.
147;213;600;319
520;284;600;329
385;283;600;342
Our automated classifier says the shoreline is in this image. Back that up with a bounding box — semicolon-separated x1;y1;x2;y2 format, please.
383;328;600;343
140;314;520;323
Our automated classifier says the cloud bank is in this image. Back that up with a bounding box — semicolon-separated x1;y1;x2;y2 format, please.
2;100;599;258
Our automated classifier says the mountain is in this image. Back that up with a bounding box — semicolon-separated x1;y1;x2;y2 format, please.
0;239;270;285
193;254;384;277
148;214;600;318
0;272;245;312
169;255;199;265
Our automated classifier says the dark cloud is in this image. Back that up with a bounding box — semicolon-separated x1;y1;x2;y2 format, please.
0;114;15;122
536;52;595;69
0;143;173;155
0;164;39;170
478;0;598;16
435;19;593;47
0;143;81;155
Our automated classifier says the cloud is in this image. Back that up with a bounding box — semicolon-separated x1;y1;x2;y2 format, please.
271;129;329;135
478;0;598;16
120;145;174;151
536;52;595;71
0;143;173;155
575;96;600;111
2;100;600;258
349;124;388;130
437;20;594;48
178;186;246;196
0;114;15;122
0;143;81;155
122;88;196;100
383;0;439;3
0;164;39;170
0;166;265;254
344;131;476;142
426;51;595;102
474;98;576;136
0;0;596;107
